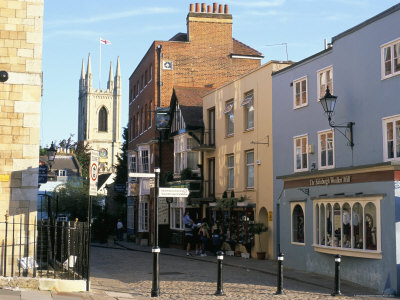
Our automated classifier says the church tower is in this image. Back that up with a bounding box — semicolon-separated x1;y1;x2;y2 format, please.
78;54;122;174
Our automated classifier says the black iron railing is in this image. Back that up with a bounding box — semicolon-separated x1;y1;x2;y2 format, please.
0;218;89;280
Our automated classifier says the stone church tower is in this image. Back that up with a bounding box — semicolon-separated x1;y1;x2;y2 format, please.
78;54;122;174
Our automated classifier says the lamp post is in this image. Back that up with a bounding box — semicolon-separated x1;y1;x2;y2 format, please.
46;142;57;219
319;87;354;148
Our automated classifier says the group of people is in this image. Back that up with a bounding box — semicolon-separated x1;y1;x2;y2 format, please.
183;211;222;257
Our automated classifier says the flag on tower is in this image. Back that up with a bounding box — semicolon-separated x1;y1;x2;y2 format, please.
100;37;111;45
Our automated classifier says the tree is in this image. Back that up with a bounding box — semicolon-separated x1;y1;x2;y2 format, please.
114;126;128;184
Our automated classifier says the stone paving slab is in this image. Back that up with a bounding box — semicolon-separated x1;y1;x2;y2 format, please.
21;290;52;300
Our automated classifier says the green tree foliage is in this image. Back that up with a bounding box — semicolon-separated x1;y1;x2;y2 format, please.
115;126;128;184
74;141;91;183
55;181;102;221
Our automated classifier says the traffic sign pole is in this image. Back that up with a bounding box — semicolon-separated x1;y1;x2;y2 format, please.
151;168;160;297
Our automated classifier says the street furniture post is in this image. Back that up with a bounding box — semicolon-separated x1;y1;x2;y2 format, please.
215;251;225;296
275;252;285;295
332;254;342;296
151;168;161;297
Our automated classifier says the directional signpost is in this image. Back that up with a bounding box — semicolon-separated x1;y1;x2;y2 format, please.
159;188;190;198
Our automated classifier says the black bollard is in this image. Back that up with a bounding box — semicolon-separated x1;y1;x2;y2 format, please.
275;252;285;295
332;254;342;296
215;251;225;296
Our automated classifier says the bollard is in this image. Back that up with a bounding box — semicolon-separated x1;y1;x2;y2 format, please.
215;251;225;296
275;252;285;295
332;254;342;296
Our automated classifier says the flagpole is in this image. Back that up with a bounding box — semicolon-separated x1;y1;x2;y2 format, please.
99;37;101;89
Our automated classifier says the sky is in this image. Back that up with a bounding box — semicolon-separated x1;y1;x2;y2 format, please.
40;0;400;148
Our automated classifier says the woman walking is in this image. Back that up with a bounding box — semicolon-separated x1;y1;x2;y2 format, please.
199;222;209;257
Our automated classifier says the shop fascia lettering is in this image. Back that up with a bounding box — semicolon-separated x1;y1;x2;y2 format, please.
310;175;351;186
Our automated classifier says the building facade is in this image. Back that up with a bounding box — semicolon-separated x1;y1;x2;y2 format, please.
0;0;44;272
272;4;400;294
127;3;263;242
201;61;291;259
78;55;122;174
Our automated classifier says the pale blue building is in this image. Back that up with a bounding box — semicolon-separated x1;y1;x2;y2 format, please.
272;4;400;294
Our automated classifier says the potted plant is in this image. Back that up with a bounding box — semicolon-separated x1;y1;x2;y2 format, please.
250;222;268;259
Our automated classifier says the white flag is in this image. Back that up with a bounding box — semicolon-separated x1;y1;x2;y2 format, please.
100;37;111;45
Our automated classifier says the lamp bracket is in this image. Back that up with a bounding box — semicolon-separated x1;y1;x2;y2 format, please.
251;135;269;147
328;118;354;148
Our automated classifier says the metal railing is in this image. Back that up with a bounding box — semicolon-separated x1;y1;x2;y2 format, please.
0;217;89;280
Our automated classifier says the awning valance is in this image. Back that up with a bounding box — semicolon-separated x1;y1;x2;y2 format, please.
240;93;254;106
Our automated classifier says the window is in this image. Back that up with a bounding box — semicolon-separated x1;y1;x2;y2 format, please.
141;108;144;133
227;154;234;190
58;170;67;176
381;38;400;79
138;196;149;232
241;91;254;130
383;114;400;161
314;196;381;257
317;67;333;99
174;135;199;174
98;106;108;132
137;112;140;136
148;101;152;129
174;136;184;174
208;108;215;146
170;198;185;230
208;158;215;197
145;70;148;85
128;153;137;173
136;80;140;95
291;202;305;244
132;116;136;138
139;148;149;173
318;130;334;169
293;77;307;108
224;100;234;136
149;65;152;82
144;104;148;129
294;135;308;172
246;150;254;188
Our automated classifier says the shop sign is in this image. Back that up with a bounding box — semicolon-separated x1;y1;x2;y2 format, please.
309;175;351;186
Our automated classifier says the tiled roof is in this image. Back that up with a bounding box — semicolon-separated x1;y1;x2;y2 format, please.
174;86;213;107
232;38;263;57
39;155;80;174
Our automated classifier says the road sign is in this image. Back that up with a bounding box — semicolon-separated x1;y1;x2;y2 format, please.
129;172;155;178
159;188;190;198
89;151;99;196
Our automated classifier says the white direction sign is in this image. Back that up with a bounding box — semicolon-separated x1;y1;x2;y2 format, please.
129;172;155;178
159;188;190;198
89;150;99;196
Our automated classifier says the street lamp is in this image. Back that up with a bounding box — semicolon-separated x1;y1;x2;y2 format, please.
46;141;57;170
319;87;354;148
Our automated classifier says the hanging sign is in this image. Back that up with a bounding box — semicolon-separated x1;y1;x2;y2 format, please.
89;150;99;196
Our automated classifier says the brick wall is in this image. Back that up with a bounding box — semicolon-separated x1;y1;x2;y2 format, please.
0;0;44;272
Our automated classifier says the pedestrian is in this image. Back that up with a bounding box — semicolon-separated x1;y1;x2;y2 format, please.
211;223;222;254
193;219;202;255
183;211;193;256
117;219;124;241
199;222;210;256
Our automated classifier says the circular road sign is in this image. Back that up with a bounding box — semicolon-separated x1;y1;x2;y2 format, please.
90;163;98;182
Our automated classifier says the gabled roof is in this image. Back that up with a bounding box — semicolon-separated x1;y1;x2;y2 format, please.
171;86;213;129
39;154;80;175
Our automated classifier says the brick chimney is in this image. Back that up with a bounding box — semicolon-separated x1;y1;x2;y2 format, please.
187;3;232;45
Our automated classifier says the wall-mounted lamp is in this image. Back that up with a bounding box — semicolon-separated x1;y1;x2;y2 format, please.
251;135;269;147
320;87;354;148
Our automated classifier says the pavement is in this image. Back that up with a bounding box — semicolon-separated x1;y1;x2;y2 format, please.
0;240;391;299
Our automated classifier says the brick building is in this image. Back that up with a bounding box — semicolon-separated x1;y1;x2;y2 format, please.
127;3;263;244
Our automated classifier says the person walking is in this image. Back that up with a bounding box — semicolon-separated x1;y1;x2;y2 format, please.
199;222;210;257
183;211;194;256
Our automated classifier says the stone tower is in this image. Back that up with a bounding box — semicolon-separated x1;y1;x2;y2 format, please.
78;54;122;174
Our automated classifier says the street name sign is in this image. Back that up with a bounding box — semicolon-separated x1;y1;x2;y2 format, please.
89;151;99;196
159;188;190;198
129;172;155;178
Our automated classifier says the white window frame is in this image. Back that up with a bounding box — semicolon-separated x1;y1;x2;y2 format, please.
291;202;305;245
139;146;150;173
293;76;308;109
227;154;234;190
317;66;333;100
128;152;137;173
170;197;185;231
245;150;254;189
381;38;400;80
242;90;254;130
224;100;234;137
313;195;382;259
318;129;335;169
293;134;308;172
382;114;400;161
138;196;149;232
58;169;67;176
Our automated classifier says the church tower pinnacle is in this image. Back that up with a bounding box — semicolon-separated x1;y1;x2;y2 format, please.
86;53;93;90
107;61;114;91
79;58;86;92
114;56;121;94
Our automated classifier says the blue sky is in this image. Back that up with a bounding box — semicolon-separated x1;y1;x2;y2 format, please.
41;0;399;147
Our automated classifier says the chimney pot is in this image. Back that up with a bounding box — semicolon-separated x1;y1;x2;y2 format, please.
224;4;229;14
213;3;218;13
218;4;223;13
190;3;194;12
207;5;211;13
195;3;200;12
201;3;206;12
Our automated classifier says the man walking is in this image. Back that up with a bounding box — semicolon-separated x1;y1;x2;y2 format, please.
183;211;193;256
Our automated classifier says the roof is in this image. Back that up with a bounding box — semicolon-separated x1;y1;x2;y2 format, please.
40;154;80;174
171;86;213;128
232;38;263;57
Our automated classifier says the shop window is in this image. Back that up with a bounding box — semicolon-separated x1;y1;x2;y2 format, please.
291;203;305;244
314;196;381;256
